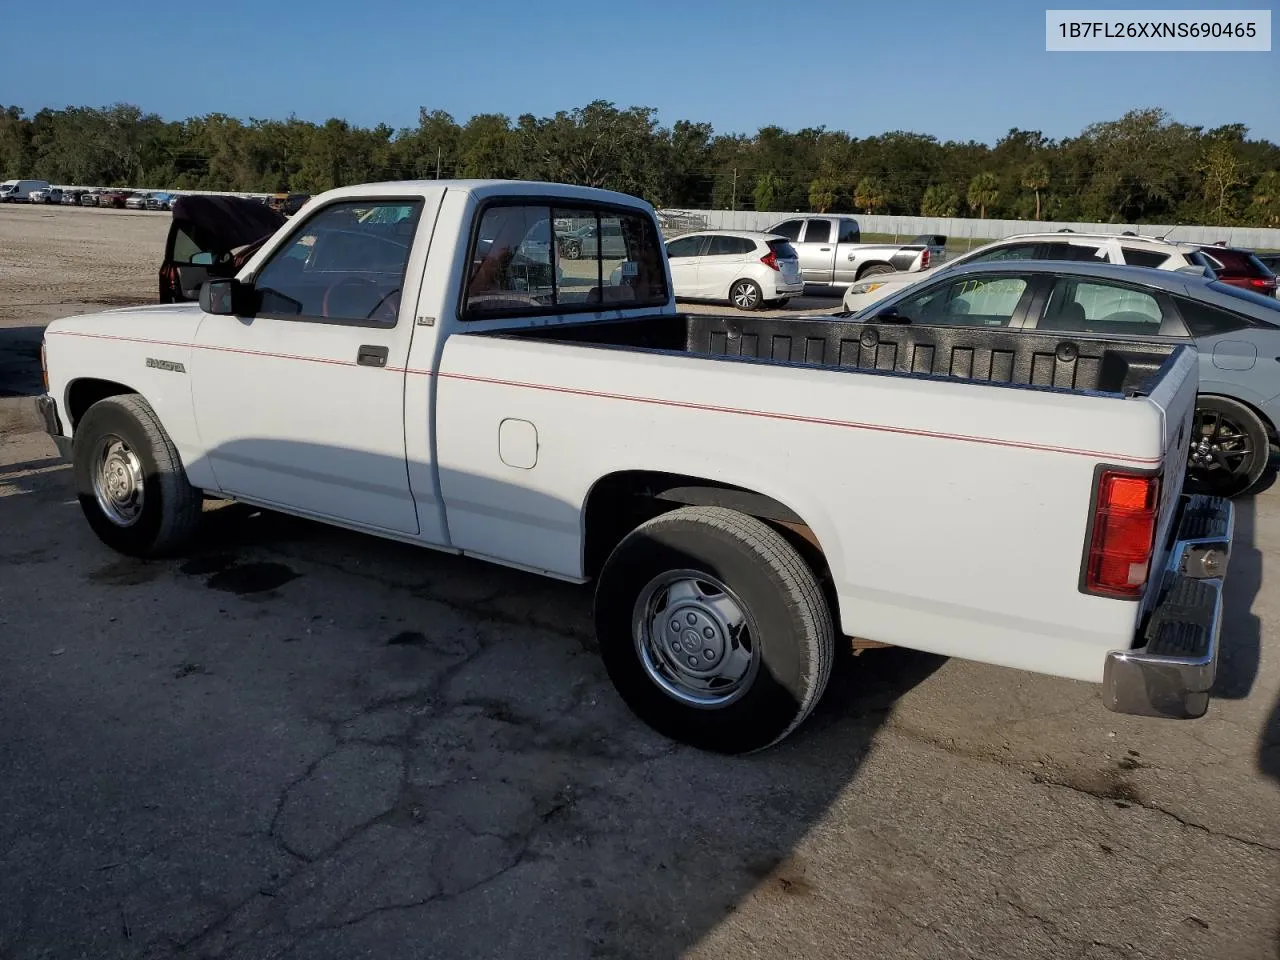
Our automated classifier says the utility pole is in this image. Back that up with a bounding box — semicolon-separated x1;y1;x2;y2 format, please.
730;168;737;211
435;147;442;180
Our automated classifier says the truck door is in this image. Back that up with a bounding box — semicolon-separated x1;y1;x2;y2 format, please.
799;218;837;283
190;189;446;538
832;218;863;284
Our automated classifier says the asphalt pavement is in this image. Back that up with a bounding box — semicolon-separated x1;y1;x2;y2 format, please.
0;317;1277;960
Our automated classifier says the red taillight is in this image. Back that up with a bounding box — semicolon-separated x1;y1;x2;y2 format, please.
761;250;780;271
1084;470;1161;598
40;341;48;392
1247;277;1275;290
920;248;930;270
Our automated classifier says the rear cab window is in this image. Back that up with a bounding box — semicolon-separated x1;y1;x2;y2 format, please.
464;200;669;318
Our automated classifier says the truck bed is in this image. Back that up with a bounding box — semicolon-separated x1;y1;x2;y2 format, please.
491;314;1182;398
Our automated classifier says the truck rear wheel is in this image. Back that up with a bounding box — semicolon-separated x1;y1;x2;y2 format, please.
594;506;834;753
72;395;203;558
858;263;895;279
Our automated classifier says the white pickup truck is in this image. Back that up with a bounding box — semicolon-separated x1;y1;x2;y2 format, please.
37;179;1234;753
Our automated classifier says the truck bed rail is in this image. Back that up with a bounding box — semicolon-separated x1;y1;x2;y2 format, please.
492;314;1183;398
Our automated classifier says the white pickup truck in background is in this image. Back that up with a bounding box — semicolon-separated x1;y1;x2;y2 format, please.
37;179;1234;753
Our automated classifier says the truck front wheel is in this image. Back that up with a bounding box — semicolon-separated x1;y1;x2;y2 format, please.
72;395;203;558
594;506;834;753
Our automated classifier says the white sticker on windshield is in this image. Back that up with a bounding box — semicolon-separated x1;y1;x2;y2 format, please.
620;260;639;277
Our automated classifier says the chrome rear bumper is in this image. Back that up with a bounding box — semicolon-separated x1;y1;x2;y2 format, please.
1103;494;1233;720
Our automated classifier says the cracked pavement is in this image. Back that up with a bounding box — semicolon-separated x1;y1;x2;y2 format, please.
3;394;1278;960
1;210;1278;957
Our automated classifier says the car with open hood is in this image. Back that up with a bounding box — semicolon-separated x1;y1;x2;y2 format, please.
158;194;288;303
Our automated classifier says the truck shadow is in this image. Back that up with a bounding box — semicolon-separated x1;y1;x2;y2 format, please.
1212;494;1262;700
0;438;946;958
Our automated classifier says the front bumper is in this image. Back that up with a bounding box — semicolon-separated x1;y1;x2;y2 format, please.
36;394;72;459
1103;494;1233;720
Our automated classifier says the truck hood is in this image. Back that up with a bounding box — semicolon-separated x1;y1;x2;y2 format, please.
45;302;205;345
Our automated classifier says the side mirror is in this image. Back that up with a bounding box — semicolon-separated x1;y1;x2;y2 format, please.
199;278;253;315
873;306;911;324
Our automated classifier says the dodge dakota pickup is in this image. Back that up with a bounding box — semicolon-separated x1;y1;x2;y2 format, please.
37;179;1234;753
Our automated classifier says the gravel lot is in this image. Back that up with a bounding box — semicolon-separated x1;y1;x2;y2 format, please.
0;205;1277;960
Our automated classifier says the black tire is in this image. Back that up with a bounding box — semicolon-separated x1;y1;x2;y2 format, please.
1185;395;1271;498
594;506;835;754
72;395;203;557
562;240;581;260
858;263;895;279
729;279;764;311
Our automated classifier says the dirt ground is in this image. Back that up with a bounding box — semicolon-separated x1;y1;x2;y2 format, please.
0;205;1278;960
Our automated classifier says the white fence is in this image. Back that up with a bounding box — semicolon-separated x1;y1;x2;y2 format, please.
657;208;1280;249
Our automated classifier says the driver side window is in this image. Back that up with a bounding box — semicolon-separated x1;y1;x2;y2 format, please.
894;275;1031;327
252;200;423;325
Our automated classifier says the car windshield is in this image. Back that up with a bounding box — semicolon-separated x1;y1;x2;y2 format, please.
1207;280;1280;316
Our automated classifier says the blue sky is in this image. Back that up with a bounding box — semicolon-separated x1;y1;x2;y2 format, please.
1;0;1276;143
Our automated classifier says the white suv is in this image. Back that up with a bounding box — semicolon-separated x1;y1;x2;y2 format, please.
664;230;804;310
841;232;1214;314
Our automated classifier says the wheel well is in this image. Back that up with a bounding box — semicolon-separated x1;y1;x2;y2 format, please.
65;378;136;427
582;471;837;610
1199;392;1277;441
855;261;892;280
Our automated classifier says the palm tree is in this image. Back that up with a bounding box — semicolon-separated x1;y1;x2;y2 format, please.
921;184;960;217
753;171;781;211
808;177;838;213
967;172;999;219
853;176;887;214
1021;163;1050;220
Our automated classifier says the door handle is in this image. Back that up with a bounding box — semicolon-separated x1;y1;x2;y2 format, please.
357;345;389;367
820;247;831;251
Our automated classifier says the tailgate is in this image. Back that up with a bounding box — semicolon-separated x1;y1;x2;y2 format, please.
1138;345;1199;618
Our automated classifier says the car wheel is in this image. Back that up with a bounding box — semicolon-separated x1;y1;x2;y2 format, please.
72;395;203;557
562;240;581;260
594;506;835;754
858;263;895;279
730;279;763;311
1185;396;1270;498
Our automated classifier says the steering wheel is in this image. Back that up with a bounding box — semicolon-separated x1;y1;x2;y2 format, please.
321;277;399;321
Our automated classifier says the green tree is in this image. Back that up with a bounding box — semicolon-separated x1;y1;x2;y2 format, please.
1199;142;1245;223
1248;170;1280;226
808;177;839;213
1020;162;1050;219
920;183;959;217
967;171;999;219
853;176;887;214
753;171;782;211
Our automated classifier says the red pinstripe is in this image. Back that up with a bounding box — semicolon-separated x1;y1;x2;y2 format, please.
47;329;1161;465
